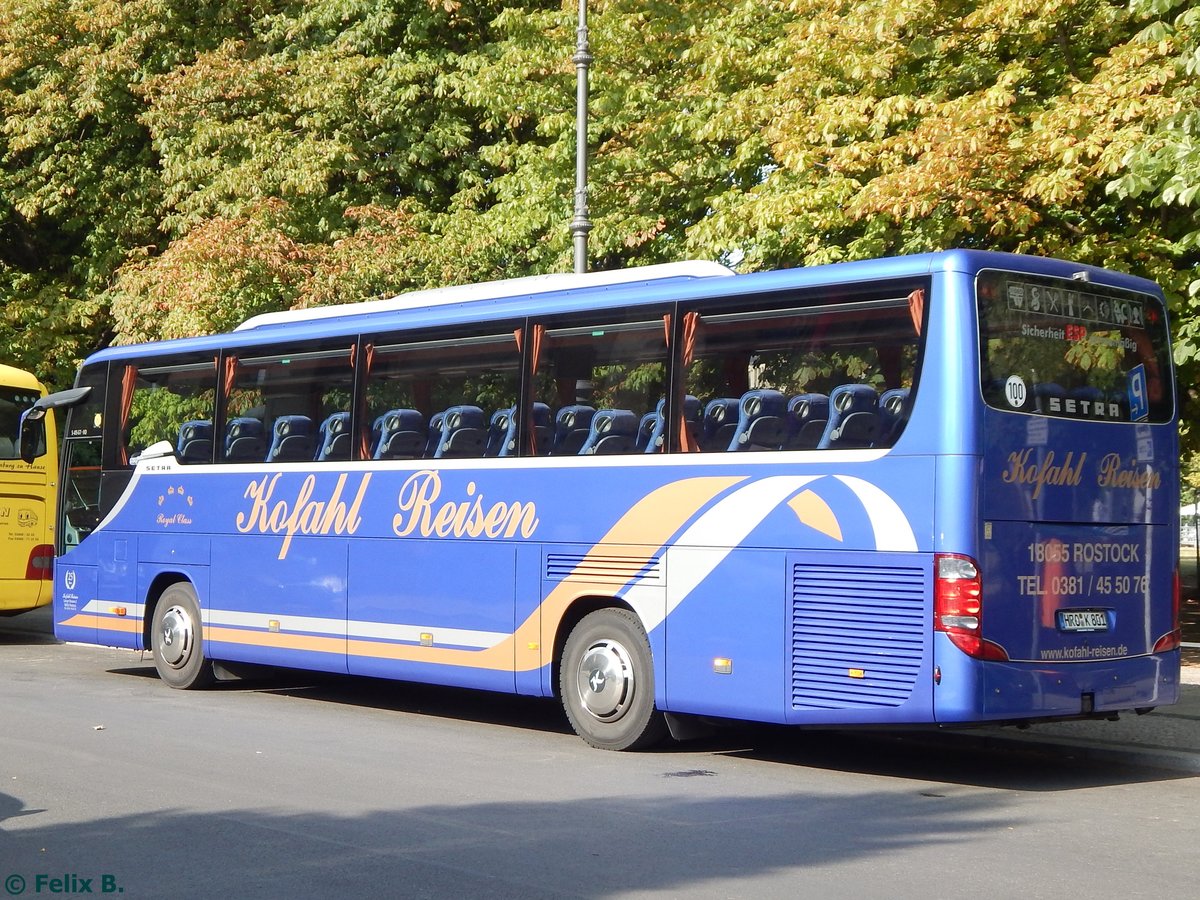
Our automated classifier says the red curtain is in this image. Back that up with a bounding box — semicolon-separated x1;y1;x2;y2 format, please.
118;365;137;465
516;325;545;454
908;288;925;336
664;312;701;452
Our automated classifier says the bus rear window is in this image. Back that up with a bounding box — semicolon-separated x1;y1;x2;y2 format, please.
977;270;1173;423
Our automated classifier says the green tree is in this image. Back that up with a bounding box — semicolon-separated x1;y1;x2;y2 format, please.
1107;0;1200;447
5;0;1200;471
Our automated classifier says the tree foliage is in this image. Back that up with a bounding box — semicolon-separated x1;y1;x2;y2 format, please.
2;0;1199;455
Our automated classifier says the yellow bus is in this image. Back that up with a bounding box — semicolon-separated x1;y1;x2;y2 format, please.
0;364;56;615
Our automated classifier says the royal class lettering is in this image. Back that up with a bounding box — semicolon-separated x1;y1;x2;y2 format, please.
236;472;371;559
1001;449;1085;499
392;470;539;539
1097;453;1161;491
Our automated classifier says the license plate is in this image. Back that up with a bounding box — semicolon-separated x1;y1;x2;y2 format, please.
1057;609;1109;633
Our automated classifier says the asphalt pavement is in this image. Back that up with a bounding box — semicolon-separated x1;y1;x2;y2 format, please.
4;603;1200;774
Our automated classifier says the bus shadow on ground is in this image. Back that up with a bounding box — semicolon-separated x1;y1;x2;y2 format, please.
101;661;1194;793
715;725;1196;791
0;786;1044;899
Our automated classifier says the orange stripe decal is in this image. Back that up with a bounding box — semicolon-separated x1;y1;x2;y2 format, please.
60;614;142;635
205;626;344;655
142;477;746;672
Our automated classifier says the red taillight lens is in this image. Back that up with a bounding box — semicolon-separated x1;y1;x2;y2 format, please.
934;553;1008;661
1152;565;1182;653
26;544;53;581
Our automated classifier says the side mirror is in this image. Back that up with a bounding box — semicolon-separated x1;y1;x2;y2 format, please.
20;386;93;464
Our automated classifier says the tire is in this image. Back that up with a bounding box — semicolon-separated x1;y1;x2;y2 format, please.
559;608;668;751
150;583;215;690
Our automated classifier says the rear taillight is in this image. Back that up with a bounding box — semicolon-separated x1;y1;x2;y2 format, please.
1152;565;1182;653
934;553;1008;661
26;544;53;581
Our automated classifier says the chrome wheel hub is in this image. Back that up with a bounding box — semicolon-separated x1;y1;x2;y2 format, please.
576;638;634;722
158;604;193;669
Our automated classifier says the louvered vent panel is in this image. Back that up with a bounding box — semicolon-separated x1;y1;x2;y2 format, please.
791;562;926;709
546;554;662;584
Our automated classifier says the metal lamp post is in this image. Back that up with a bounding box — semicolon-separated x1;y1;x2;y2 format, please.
571;0;592;274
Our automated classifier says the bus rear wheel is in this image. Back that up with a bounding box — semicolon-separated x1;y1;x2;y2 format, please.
150;583;215;690
560;608;667;751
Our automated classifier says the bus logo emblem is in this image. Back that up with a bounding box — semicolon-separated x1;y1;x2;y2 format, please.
64;569;76;591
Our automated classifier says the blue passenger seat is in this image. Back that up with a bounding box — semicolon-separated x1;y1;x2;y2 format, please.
785;394;828;450
373;409;427;460
315;412;351;461
636;407;660;452
817;385;880;449
551;405;595;455
485;407;518;457
432;405;487;458
700;398;739;451
579;409;639;455
176;420;213;463
729;389;788;451
224;417;266;462
641;399;666;453
876;388;911;447
644;396;701;453
423;411;446;457
266;415;315;462
530;402;553;455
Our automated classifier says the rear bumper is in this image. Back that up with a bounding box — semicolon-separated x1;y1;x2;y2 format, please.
935;639;1180;722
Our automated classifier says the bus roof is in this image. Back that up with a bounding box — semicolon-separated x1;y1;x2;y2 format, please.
234;260;735;332
88;250;1165;365
0;363;46;391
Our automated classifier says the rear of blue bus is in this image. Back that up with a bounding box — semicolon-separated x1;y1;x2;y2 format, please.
934;262;1180;723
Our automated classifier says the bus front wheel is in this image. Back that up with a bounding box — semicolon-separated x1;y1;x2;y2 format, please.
150;583;215;690
559;608;667;751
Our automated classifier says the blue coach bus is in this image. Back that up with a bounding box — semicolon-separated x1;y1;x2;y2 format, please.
25;250;1180;749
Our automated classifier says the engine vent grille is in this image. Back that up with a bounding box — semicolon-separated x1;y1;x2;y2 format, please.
791;562;926;709
546;554;662;585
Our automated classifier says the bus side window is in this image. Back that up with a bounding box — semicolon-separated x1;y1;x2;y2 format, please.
683;294;918;452
118;356;217;466
364;329;520;461
534;312;668;457
223;342;354;464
